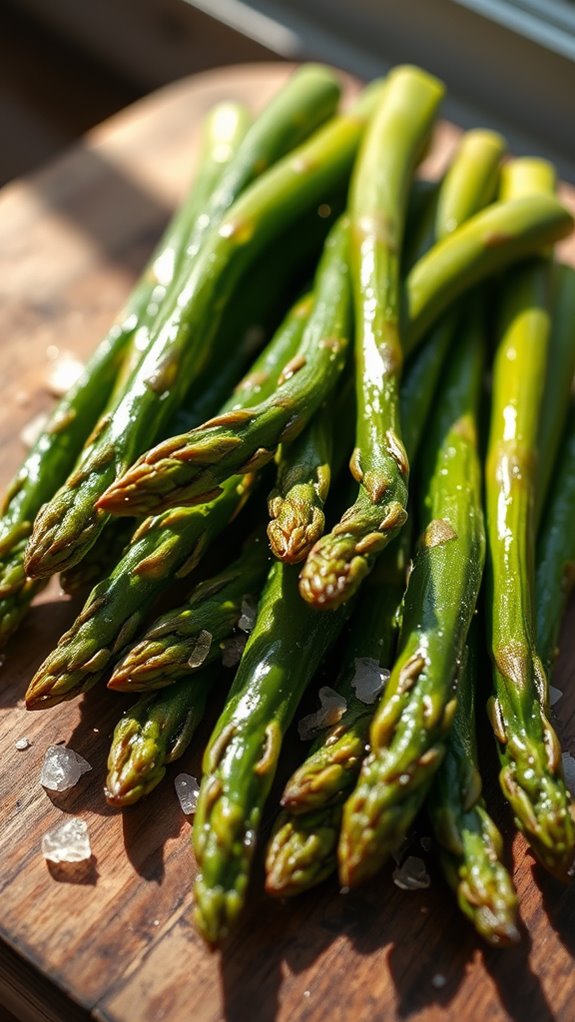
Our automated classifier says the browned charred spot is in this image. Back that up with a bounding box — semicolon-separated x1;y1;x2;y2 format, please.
494;642;530;689
379;502;407;533
85;413;112;448
134;551;170;580
386;429;409;476
81;648;111;672
487;696;507;743
202;775;224;814
363;470;388;504
420;518;457;549
349;447;363;483
278;354;307;386
148;356;179;394
355;532;383;556
254;721;282;776
48;409;77;435
175;540;205;579
203;409;254;430
397;653;426;694
484;230;512;248
236;370;268;392
541;712;562;773
76;596;107;626
207;723;237;772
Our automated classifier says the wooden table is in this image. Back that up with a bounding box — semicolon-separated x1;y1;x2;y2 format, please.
0;63;574;1022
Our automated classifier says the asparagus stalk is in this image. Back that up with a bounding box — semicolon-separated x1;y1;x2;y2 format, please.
0;100;252;645
98;216;353;515
105;669;218;806
484;160;575;881
25;292;312;709
24;80;383;579
300;192;573;609
265;805;345;898
536;403;575;678
192;560;351;945
340;299;486;887
107;532;270;692
428;633;520;947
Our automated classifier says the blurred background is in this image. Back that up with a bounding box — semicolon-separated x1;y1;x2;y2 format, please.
1;0;574;187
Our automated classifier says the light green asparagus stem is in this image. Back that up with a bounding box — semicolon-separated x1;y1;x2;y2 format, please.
484;159;575;881
105;669;217;806
300;192;572;609
265;805;344;897
25;293;312;709
298;66;444;608
428;635;520;947
107;532;270;691
340;300;485;887
24;78;382;579
98;217;353;515
536;403;575;677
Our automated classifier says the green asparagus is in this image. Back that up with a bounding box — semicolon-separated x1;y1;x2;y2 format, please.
98;216;353;515
105;669;218;806
300;193;572;609
428;635;520;947
108;532;270;691
25;291;312;709
484;161;575;880
24;79;383;578
340;300;485;887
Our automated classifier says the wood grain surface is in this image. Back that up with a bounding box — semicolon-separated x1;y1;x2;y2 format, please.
0;64;574;1022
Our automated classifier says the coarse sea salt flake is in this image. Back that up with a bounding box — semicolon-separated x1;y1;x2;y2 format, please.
351;657;390;704
42;817;91;863
562;752;575;795
238;595;258;633
175;773;200;815
40;745;92;792
188;628;212;668
297;686;347;741
549;686;562;707
392;855;430;891
15;737;31;751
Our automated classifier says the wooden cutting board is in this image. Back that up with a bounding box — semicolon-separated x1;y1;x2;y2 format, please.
0;63;574;1022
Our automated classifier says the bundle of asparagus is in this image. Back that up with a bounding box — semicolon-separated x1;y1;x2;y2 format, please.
2;63;575;952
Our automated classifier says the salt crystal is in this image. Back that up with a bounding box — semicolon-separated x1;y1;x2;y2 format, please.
175;773;200;815
42;817;91;863
45;352;84;397
432;974;446;989
222;633;247;668
392;855;430;891
297;686;348;741
549;686;562;707
15;737;31;751
20;412;48;449
238;595;258;633
562;752;575;796
187;628;212;668
351;657;390;704
40;745;92;792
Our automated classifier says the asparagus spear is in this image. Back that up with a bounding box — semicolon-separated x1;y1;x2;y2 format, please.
24;80;384;579
484;161;575;881
265;805;345;898
0;100;252;646
535;263;575;527
25;292;312;709
339;299;486;887
105;669;218;806
192;560;351;945
536;403;575;678
300;192;573;609
107;532;270;691
266;398;334;564
99;215;353;515
428;635;520;947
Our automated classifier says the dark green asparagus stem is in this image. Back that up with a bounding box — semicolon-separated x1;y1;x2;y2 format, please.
428;635;520;947
25;293;313;709
484;161;575;881
300;193;571;609
192;560;351;945
265;805;345;897
108;532;270;691
99;216;353;515
24;80;383;578
105;669;218;806
298;65;445;608
340;301;486;887
536;403;575;677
